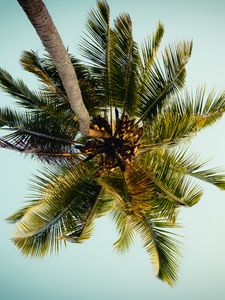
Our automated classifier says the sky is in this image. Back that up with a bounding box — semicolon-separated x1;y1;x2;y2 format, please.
0;1;225;299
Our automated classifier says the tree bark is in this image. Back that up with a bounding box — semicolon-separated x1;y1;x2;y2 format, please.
17;0;90;135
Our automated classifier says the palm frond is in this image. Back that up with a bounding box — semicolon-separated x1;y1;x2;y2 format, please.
137;41;192;121
20;51;101;115
112;14;139;115
81;0;110;69
142;87;225;148
150;148;225;190
0;67;46;109
20;50;66;96
74;187;115;243
192;169;225;189
149;196;179;222
141;112;196;149
99;168;181;285
100;178;135;253
138;22;164;87
0;106;80;162
137;154;203;207
0;107;23;128
11;164;102;257
112;208;135;253
81;1;140;117
99;169;154;213
0;136;83;164
6;199;41;223
7;169;114;225
80;0;112;112
136;216;181;286
173;87;225;127
100;169;181;285
99;167;180;222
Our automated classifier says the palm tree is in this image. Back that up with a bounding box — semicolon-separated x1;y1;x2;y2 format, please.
1;0;225;286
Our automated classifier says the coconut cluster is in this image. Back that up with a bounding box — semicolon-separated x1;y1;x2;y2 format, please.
81;114;143;173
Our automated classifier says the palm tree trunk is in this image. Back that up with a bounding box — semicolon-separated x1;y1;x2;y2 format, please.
17;0;106;137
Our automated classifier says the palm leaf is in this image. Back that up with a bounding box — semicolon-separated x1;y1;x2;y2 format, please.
137;154;203;207
20;50;66;97
112;14;139;115
7;178;115;226
0;106;80;162
6;199;42;223
136;216;181;286
0;136;83;164
150;148;225;190
11;164;102;257
20;51;101;115
141;87;225;148
75;190;115;243
80;1;140;118
112;208;135;252
99;171;147;252
137;41;192;121
99;169;154;213
173;87;225;127
138;22;164;99
0;67;46;109
0;107;23;128
80;0;112;111
99;168;181;285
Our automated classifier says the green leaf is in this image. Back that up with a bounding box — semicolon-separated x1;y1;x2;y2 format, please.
80;0;112;110
0;67;46;109
6;201;40;223
151;148;225;190
142;87;225;148
0;107;23;128
137;153;203;207
0;107;80;162
81;0;110;69
112;14;139;115
138;22;164;99
20;51;101;116
74;188;115;243
99;169;154;212
138;41;192;121
172;87;225;128
11;164;102;257
140;22;164;73
20;50;65;96
112;208;135;253
80;1;140;117
136;216;181;286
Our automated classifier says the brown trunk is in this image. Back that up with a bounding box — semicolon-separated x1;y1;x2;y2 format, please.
17;0;91;135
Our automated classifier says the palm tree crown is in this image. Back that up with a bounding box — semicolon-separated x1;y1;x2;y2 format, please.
1;0;225;286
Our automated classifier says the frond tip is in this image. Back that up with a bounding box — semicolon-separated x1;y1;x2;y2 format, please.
137;217;181;286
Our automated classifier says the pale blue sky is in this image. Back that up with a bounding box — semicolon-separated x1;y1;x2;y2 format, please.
0;1;225;300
